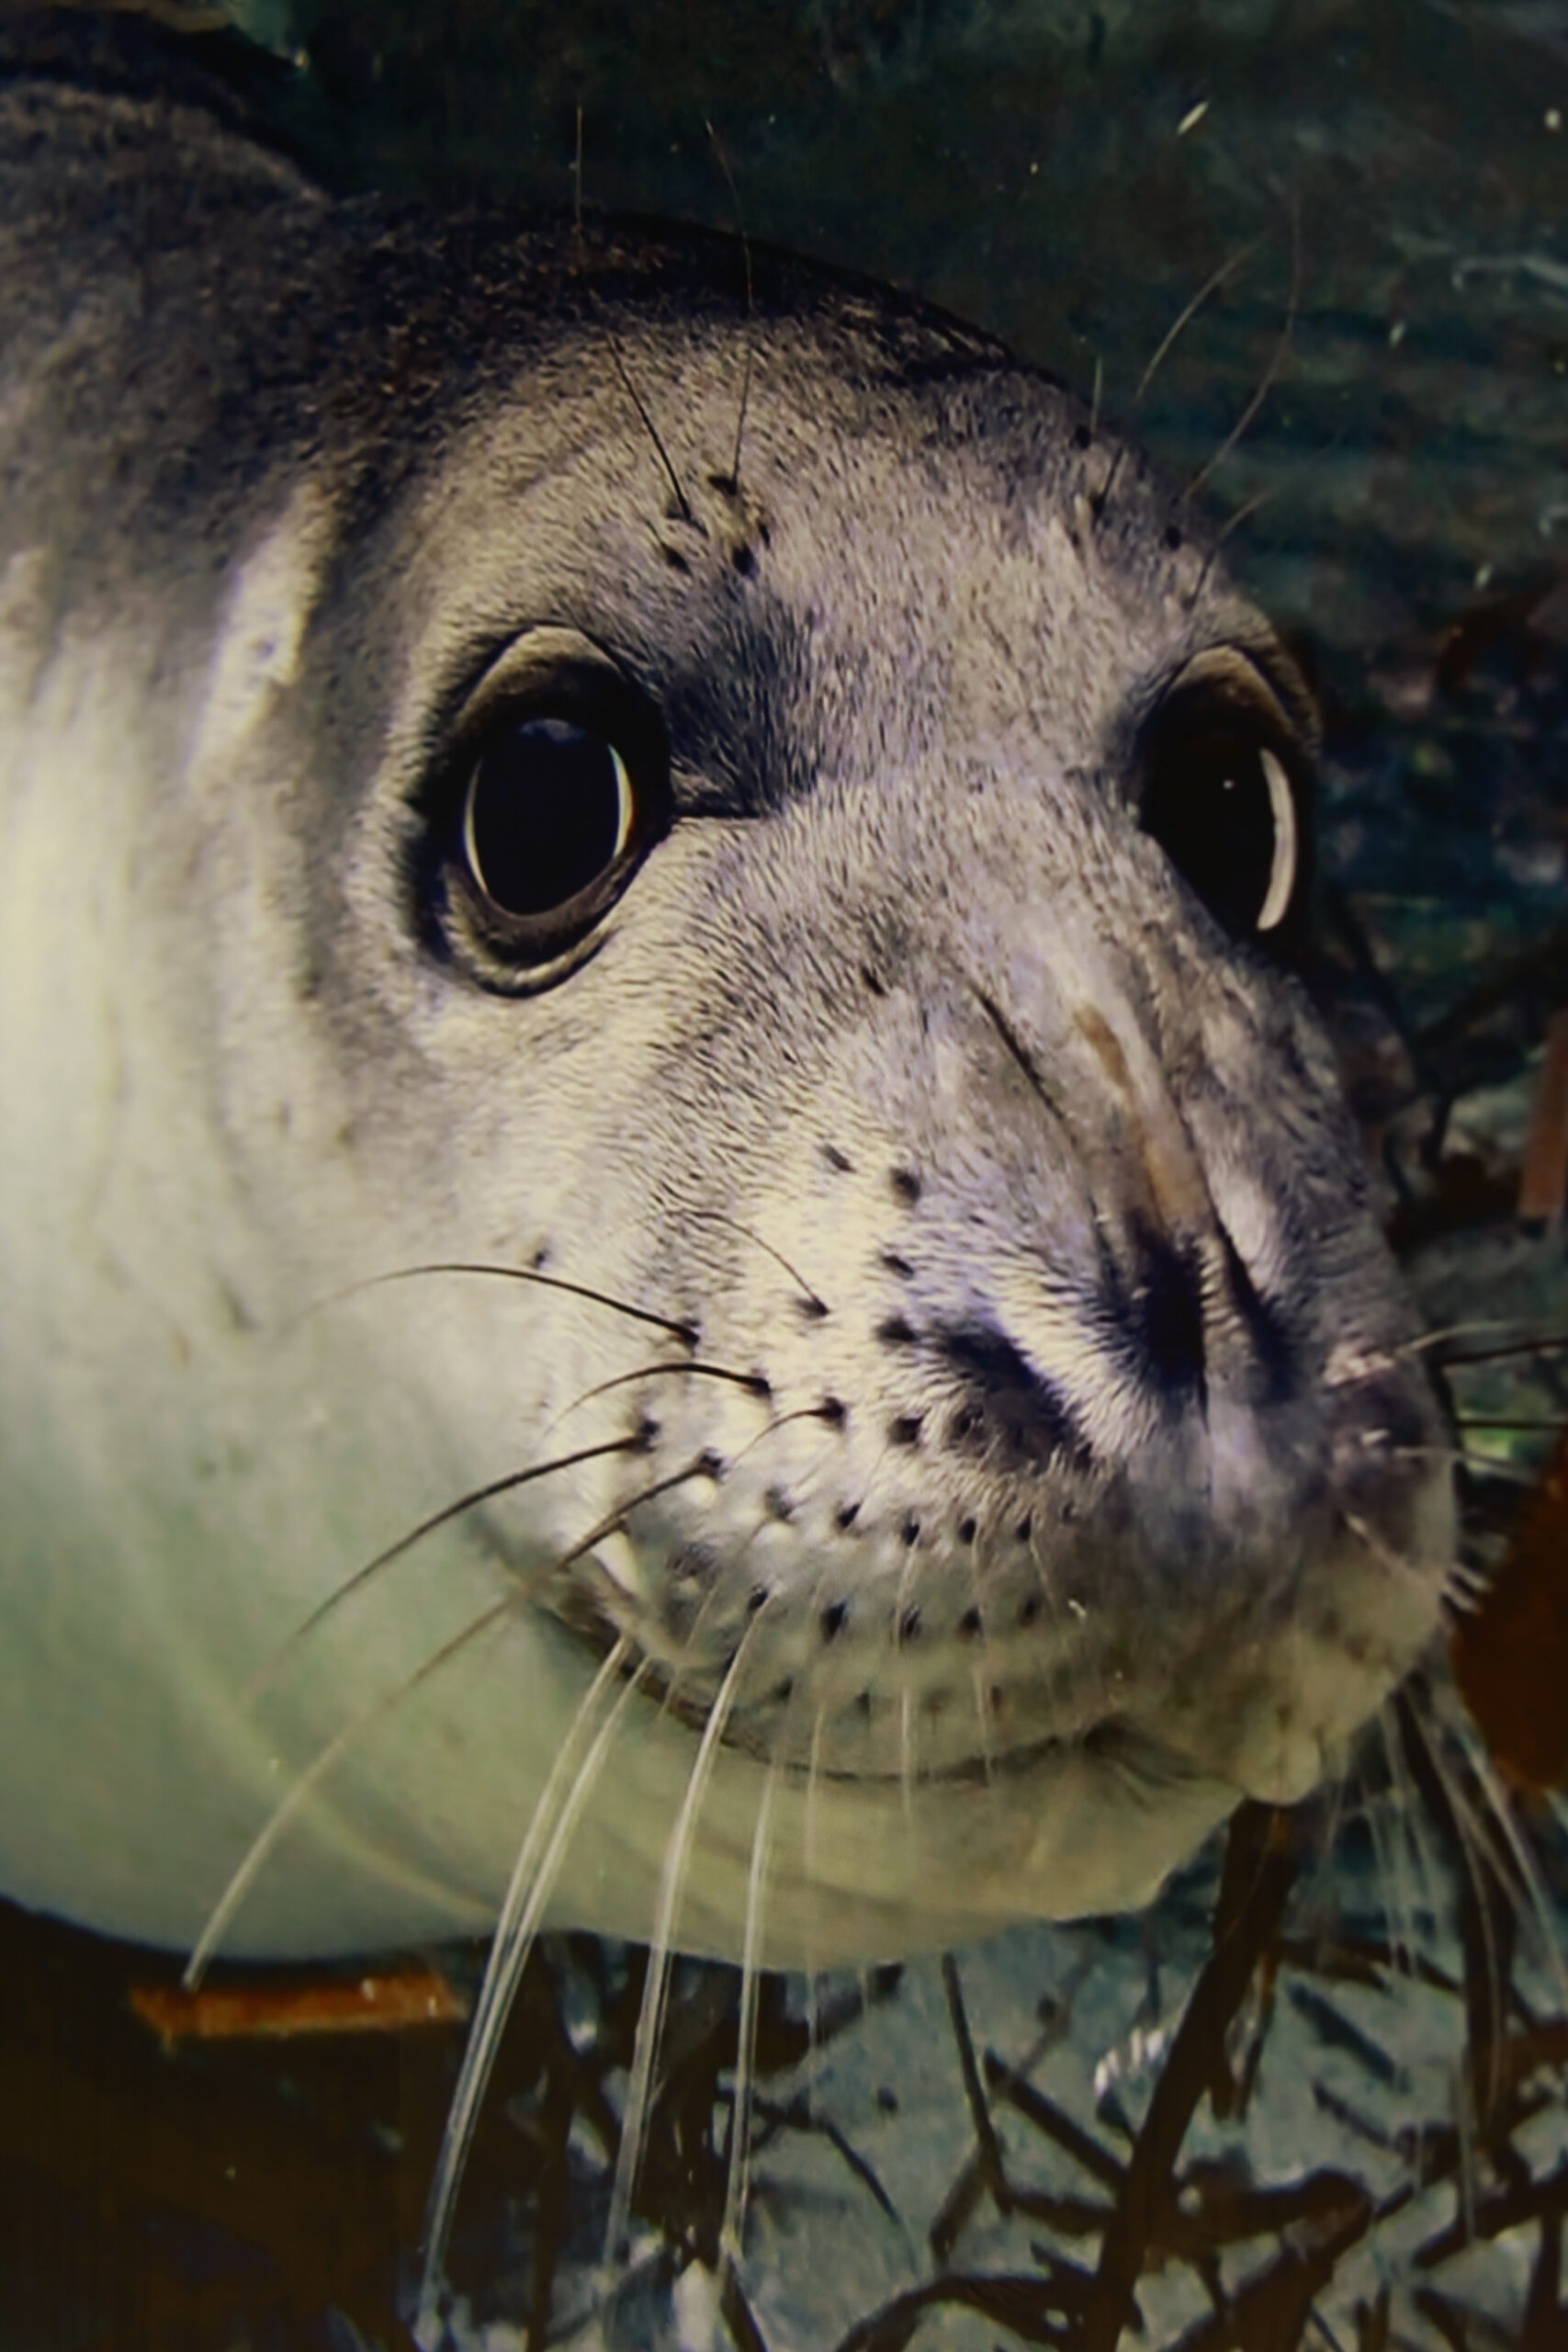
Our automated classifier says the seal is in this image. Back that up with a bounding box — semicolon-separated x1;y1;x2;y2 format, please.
0;25;1455;1974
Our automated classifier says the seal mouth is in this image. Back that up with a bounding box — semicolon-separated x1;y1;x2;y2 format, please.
509;1253;1454;1833
645;1655;1167;1794
550;1532;1434;1815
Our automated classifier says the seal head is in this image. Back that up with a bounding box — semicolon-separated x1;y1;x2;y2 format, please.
0;51;1453;1964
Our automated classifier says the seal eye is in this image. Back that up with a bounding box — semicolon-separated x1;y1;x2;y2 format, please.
463;718;635;919
1139;664;1312;952
431;628;671;989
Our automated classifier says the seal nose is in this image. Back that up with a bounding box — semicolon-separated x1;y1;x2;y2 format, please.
1059;992;1310;1428
943;972;1314;1532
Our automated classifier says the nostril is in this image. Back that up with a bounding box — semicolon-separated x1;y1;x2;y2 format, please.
1123;1218;1206;1407
1218;1228;1295;1408
936;1324;1089;1473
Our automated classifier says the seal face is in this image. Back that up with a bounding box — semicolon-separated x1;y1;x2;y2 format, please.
0;42;1454;1968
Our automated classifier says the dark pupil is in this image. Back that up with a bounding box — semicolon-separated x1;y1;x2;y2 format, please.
468;717;626;918
1145;726;1279;937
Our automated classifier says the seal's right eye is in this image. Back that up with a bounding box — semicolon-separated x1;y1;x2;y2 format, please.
463;718;634;920
1137;648;1314;963
431;629;671;989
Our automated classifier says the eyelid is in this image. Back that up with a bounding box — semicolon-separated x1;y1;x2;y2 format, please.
1164;639;1318;750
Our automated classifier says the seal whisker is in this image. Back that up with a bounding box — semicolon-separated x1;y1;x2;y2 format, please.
891;1544;926;1826
727;1403;845;1476
1134;233;1266;407
1338;1507;1441;1595
1184;484;1284;609
601;1621;766;2286
646;1503;781;1732
961;1549;1000;1784
246;1435;647;1705
1423;1693;1568;2013
970;1665;998;1783
805;1700;827;1928
419;1634;645;2317
1185;195;1302;503
685;1208;830;1317
1412;1687;1524;1898
536;1357;772;1450
186;1589;525;1988
718;1759;779;2281
799;1700;834;2124
601;314;697;529
899;1688;917;1827
1427;1329;1568;1372
1375;1704;1437;1981
1216;482;1282;541
1090;445;1126;526
1395;1317;1565;1363
1387;1442;1540;1490
1022;1514;1063;1623
703;118;755;493
320;1261;700;1348
1396;1695;1511;2086
1303;1747;1355;1897
570;106;695;531
190;1460;715;1983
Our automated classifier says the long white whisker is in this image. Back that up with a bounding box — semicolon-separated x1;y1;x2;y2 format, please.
1399;1319;1568;1364
1390;1441;1542;1487
1309;1752;1352;1895
184;1588;521;1989
419;1635;641;2312
1403;1696;1507;2020
1437;1707;1568;2015
804;1702;828;2122
1396;1319;1519;1357
804;1703;825;1892
720;1761;778;2273
1376;1706;1431;1978
188;1460;711;1987
602;1623;761;2285
1363;1725;1416;1984
1340;1508;1441;1593
1024;1512;1061;1623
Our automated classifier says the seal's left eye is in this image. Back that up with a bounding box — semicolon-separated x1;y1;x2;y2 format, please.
463;718;635;920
